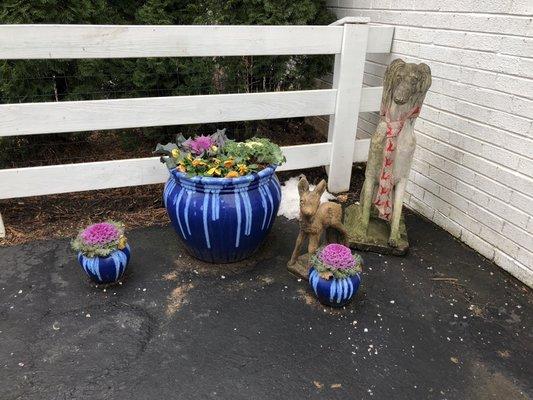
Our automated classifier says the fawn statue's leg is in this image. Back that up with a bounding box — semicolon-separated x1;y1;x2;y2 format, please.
389;178;407;247
288;231;307;265
328;222;348;245
307;233;321;256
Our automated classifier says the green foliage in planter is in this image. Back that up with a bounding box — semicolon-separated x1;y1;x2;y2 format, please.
0;0;335;167
223;137;286;167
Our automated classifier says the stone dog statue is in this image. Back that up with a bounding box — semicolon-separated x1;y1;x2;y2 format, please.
288;177;347;266
359;59;432;247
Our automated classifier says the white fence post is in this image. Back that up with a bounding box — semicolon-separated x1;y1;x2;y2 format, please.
0;213;5;238
327;19;369;193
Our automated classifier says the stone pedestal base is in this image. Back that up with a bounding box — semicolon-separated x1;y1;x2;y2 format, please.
287;254;310;280
344;202;409;256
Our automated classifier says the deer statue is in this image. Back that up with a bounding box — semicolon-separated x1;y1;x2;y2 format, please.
288;177;347;266
359;58;432;248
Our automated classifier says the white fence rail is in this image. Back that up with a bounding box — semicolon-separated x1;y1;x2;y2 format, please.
0;18;393;236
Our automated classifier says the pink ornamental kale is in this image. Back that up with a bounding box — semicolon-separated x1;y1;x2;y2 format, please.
183;135;215;155
318;244;355;269
81;222;120;245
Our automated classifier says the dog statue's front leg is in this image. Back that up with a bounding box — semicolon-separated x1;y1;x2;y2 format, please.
388;178;407;247
360;178;375;235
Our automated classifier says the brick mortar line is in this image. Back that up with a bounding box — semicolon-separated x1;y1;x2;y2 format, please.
415;127;532;183
362;68;533;120
414;131;533;200
409;161;532;232
328;11;532;39
363;59;533;102
376;48;533;82
328;7;533;22
419;105;533;157
407;191;532;263
356;100;533;161
392;38;533;61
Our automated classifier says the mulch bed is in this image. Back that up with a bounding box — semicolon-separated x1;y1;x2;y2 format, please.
0;164;365;247
0;185;167;246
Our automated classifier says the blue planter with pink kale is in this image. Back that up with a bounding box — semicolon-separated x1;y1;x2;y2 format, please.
308;266;361;307
163;165;281;263
77;245;131;284
72;221;131;285
307;244;363;308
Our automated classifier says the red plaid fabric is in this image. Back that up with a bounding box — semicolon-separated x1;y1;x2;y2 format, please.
374;106;420;221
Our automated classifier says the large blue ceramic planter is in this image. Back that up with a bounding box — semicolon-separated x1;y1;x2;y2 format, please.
77;245;131;284
163;165;281;263
308;266;361;308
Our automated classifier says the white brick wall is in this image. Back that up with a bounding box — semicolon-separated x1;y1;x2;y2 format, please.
327;0;533;287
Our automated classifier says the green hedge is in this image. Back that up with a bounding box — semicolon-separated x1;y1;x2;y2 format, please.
0;0;335;166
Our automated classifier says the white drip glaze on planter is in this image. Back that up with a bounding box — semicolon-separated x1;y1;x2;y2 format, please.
174;188;186;238
239;191;253;236
202;192;211;249
184;190;192;235
110;249;128;280
263;185;274;228
234;188;242;248
258;185;268;230
81;256;102;281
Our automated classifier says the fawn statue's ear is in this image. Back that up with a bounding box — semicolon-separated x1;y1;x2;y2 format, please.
297;176;309;196
314;179;327;196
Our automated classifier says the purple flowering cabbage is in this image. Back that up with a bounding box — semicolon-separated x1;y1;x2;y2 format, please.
318;244;355;269
81;222;120;245
72;220;125;258
311;244;362;279
182;135;215;155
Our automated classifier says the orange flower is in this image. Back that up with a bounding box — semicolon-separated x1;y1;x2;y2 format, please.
223;159;235;168
177;164;186;172
225;170;239;178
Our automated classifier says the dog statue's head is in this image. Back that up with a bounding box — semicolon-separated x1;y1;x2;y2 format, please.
380;59;432;114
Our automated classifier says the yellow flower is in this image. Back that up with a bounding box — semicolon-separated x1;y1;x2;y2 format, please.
118;235;128;250
171;148;180;158
192;158;206;167
211;145;218;152
237;164;249;175
186;154;193;161
223;159;235;168
177;164;186;173
206;167;222;176
212;158;221;165
244;141;263;148
225;170;239;178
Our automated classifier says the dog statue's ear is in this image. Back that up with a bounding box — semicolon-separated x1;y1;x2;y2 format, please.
381;58;405;115
314;179;327;196
298;176;309;196
413;63;432;109
417;63;432;93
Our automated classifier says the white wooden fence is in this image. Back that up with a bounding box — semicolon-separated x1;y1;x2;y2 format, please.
0;17;393;237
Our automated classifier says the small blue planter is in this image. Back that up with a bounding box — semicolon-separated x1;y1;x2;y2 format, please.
163;165;281;263
308;266;361;308
77;245;131;284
